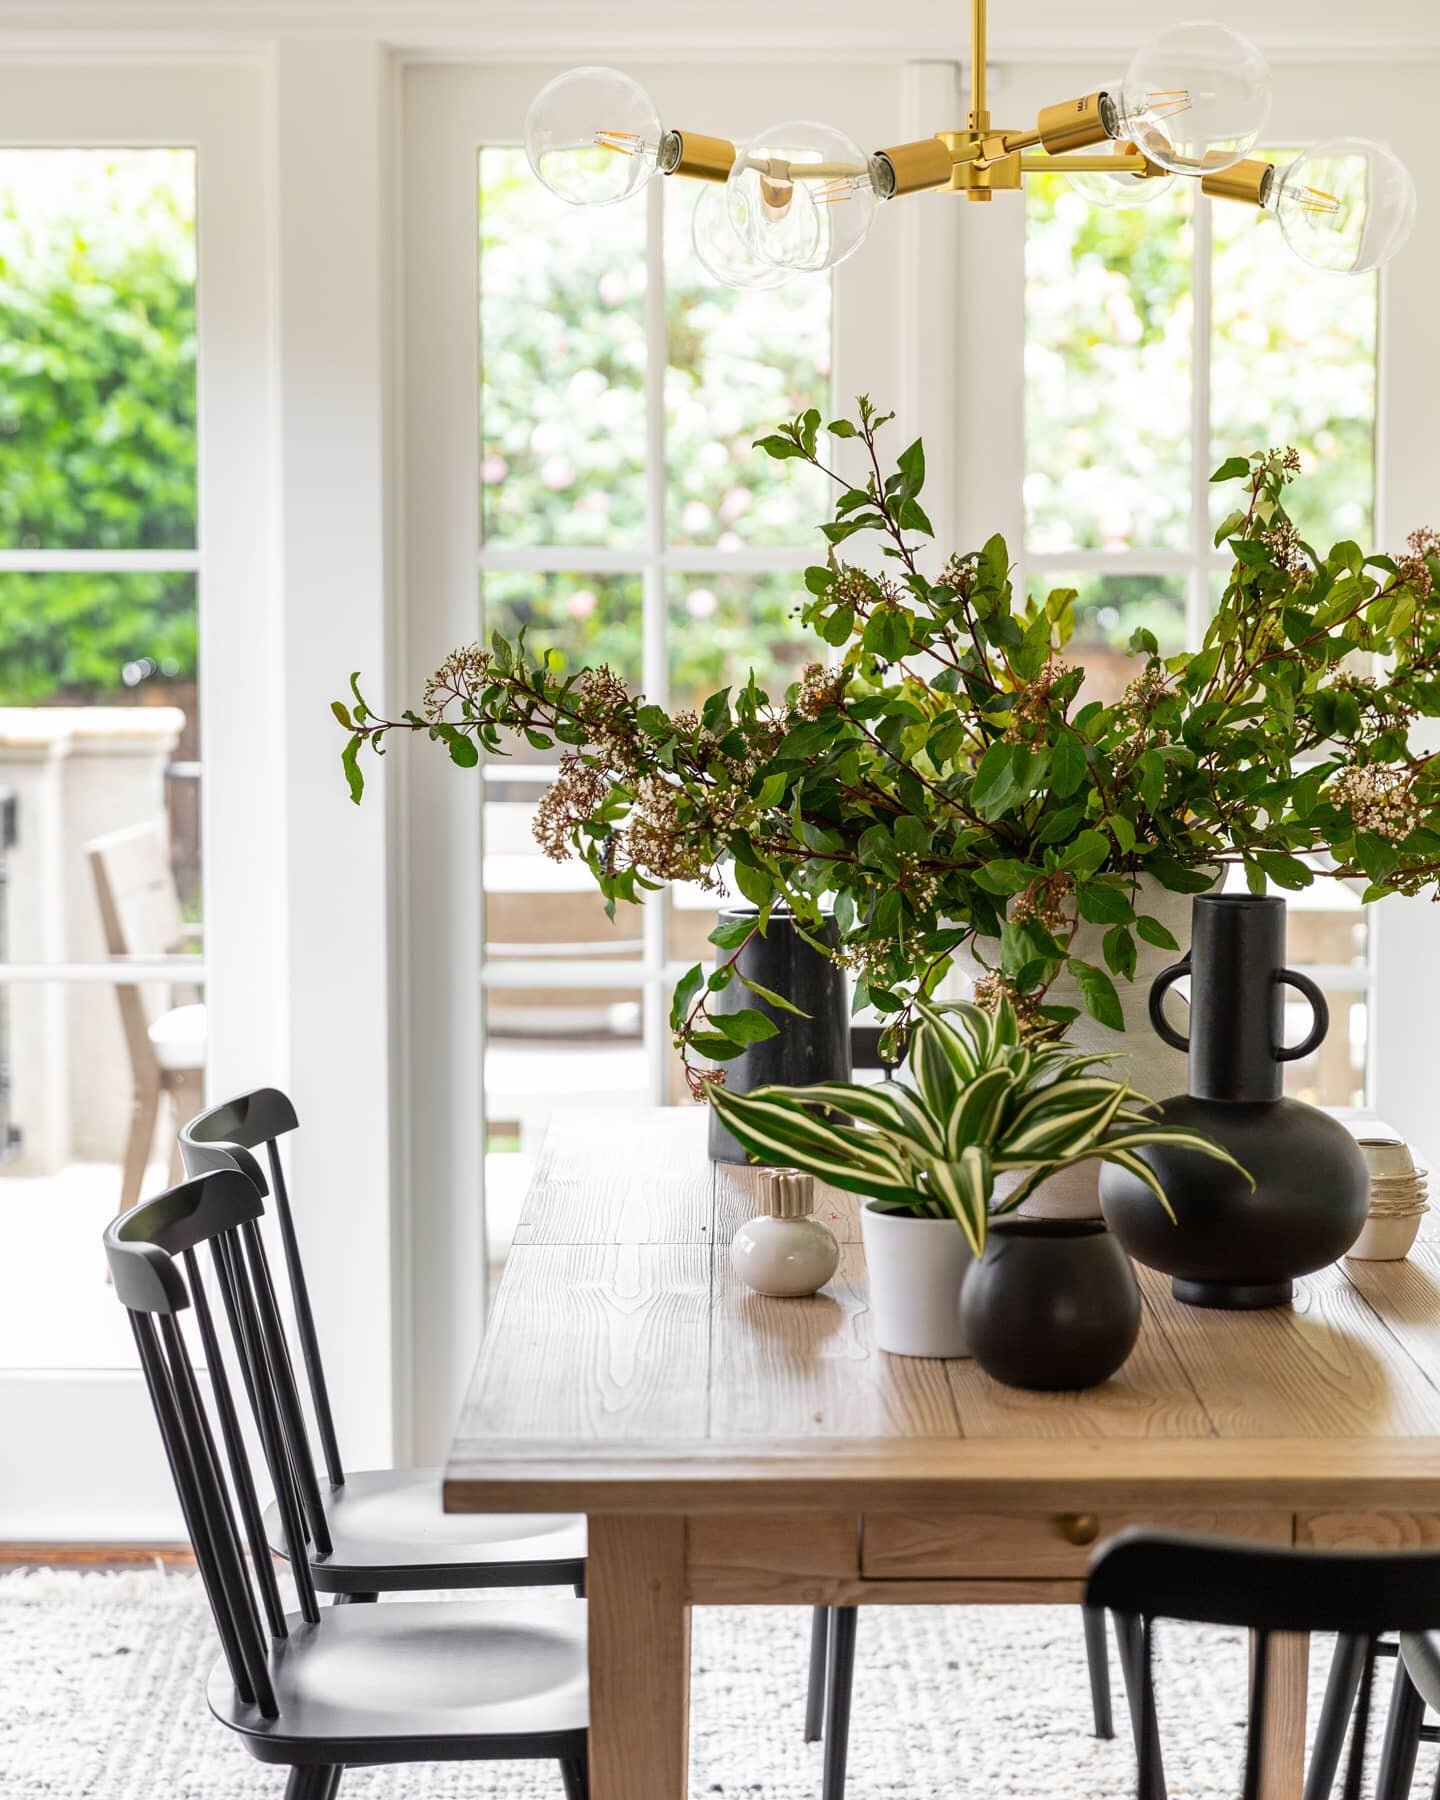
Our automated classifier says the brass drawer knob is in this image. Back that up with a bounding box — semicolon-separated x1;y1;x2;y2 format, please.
1058;1512;1100;1546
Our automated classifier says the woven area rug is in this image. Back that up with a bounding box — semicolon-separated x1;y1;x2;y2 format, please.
0;1569;1416;1798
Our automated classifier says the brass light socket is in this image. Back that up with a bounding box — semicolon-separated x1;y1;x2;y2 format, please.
1037;92;1112;156
667;130;736;184
1201;158;1275;207
875;136;957;196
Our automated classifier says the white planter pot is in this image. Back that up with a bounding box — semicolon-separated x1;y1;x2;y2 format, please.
943;872;1217;1220
860;1203;972;1358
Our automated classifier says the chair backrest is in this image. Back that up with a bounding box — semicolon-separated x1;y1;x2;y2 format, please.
104;1169;323;1717
1087;1528;1440;1800
88;819;188;1074
178;1088;345;1515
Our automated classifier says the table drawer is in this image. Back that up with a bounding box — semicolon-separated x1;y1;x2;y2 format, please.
862;1509;1294;1579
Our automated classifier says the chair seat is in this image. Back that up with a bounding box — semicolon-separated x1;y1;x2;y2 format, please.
148;1002;207;1072
208;1594;588;1766
265;1467;587;1590
1401;1630;1440;1712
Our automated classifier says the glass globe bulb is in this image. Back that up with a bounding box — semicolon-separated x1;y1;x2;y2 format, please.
691;182;793;289
1267;137;1416;274
1110;23;1270;175
1064;131;1177;209
725;119;880;273
525;66;668;207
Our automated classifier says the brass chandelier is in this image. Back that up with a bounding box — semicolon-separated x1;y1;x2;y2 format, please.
523;0;1415;285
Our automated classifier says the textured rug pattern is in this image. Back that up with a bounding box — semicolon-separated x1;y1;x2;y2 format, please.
0;1569;1420;1797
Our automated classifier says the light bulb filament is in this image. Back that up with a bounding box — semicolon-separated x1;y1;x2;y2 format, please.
1293;185;1342;215
594;129;643;157
1143;88;1192;121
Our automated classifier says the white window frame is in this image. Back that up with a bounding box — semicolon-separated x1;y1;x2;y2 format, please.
0;56;284;1538
399;57;958;1459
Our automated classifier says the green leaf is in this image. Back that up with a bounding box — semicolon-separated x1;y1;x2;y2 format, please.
331;700;353;729
446;732;479;769
1254;850;1313;891
1135;915;1180;952
1211;455;1251;483
1049;731;1088;799
895;436;925;502
716;1007;781;1045
341;733;365;804
734;861;774;907
737;973;811;1018
1103;925;1138;982
709;916;756;950
687;1032;748;1060
1077;880;1134;925
1061;829;1110;880
670;963;704;1031
1068;958;1124;1031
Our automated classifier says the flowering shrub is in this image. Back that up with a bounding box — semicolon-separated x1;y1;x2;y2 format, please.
336;398;1440;1086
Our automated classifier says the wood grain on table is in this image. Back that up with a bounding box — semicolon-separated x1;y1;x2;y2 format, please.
448;1108;1440;1515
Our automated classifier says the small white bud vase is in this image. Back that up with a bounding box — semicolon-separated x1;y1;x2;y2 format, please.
730;1169;840;1297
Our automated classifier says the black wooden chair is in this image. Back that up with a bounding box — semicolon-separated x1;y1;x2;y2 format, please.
1086;1526;1440;1800
178;1088;586;1598
105;1170;589;1800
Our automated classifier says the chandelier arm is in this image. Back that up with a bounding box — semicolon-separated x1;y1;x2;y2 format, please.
971;0;988;121
1018;152;1151;174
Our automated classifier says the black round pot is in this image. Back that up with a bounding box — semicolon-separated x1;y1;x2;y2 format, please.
960;1219;1141;1391
706;908;851;1164
1098;1096;1370;1309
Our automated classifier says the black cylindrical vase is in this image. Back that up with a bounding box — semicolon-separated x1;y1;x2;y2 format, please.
706;909;850;1164
1099;894;1370;1309
960;1220;1142;1391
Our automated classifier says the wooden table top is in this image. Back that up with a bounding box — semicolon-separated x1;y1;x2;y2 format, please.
444;1107;1440;1516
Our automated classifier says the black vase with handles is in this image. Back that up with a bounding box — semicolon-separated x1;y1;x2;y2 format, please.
1098;893;1370;1309
706;908;851;1164
961;1219;1142;1391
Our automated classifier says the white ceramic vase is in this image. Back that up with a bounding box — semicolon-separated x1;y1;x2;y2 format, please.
860;1203;972;1358
944;872;1216;1220
731;1169;841;1297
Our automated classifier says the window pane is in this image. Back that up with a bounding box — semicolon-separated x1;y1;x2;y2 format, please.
1027;570;1187;707
1025;174;1193;555
1210;164;1377;549
0;974;172;1370
482;570;643;691
668;570;812;715
664;182;831;549
479;148;646;549
0;149;196;551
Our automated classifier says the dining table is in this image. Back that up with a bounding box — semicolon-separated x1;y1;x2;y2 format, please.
444;1106;1440;1800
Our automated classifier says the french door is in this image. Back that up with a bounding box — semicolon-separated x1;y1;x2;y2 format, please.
399;58;947;1458
0;63;278;1537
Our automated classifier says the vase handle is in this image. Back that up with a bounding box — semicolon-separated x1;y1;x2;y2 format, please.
1276;968;1330;1062
1148;955;1191;1052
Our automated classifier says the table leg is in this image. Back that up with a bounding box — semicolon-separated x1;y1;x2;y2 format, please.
1253;1630;1310;1800
587;1514;691;1800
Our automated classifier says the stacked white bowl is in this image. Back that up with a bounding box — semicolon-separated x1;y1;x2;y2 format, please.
1345;1137;1429;1261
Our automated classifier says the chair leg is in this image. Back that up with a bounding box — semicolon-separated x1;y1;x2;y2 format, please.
1304;1636;1369;1800
1113;1612;1167;1800
560;1752;590;1800
822;1607;859;1800
805;1605;830;1744
1376;1659;1427;1800
1083;1604;1115;1739
118;1082;161;1215
284;1768;341;1800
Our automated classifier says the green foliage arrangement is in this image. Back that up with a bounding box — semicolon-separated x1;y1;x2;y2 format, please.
710;997;1244;1254
336;397;1440;1086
